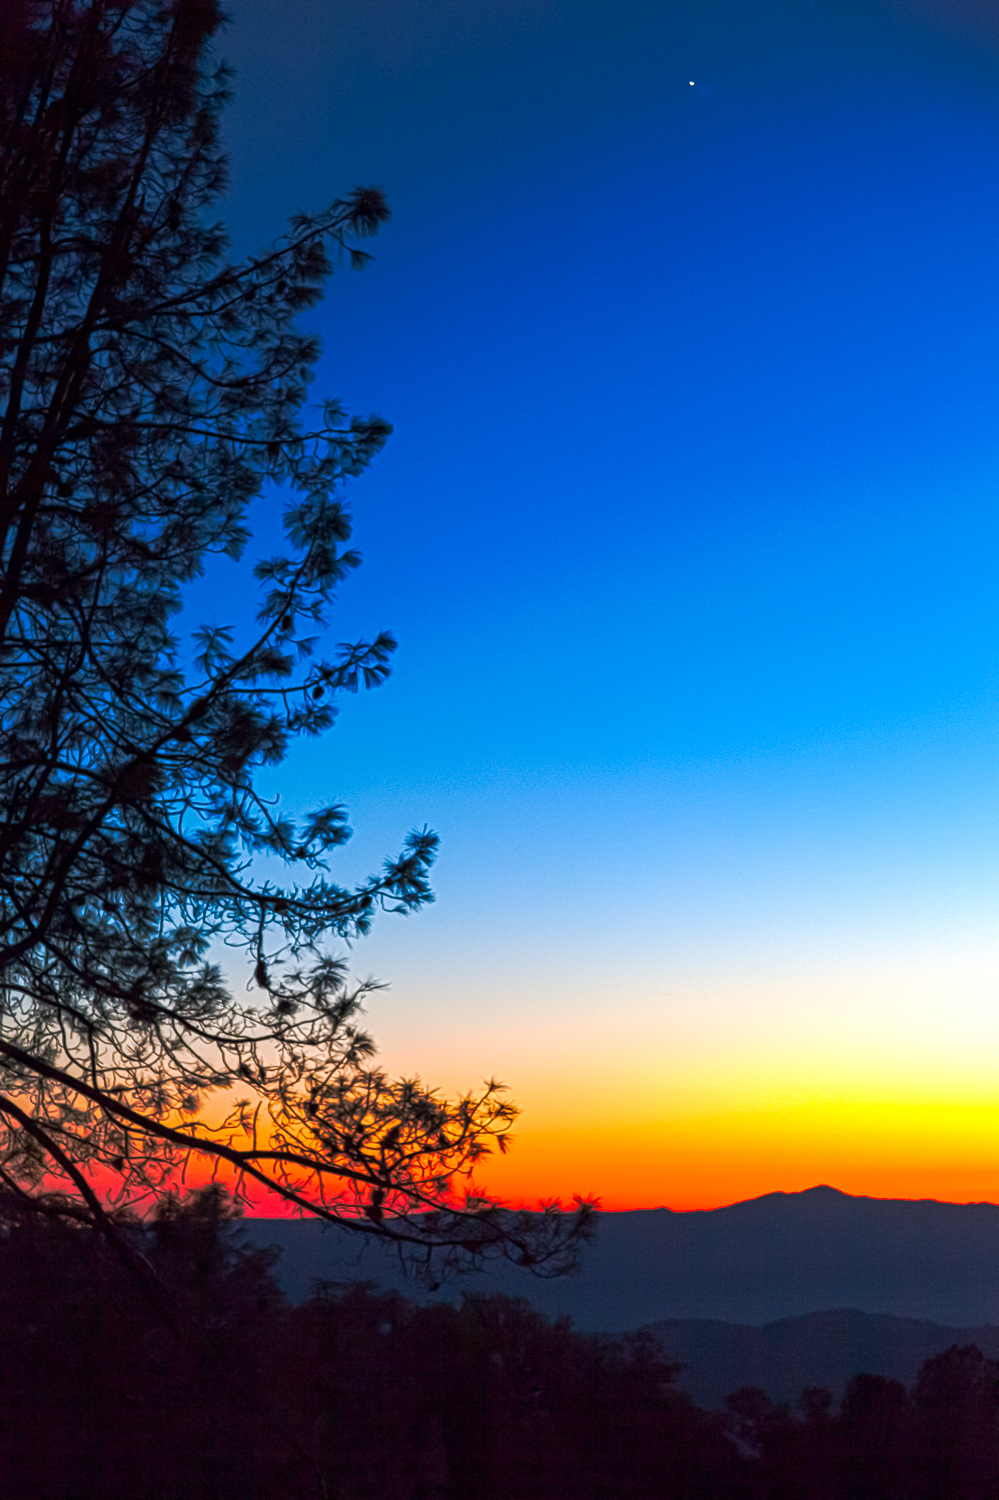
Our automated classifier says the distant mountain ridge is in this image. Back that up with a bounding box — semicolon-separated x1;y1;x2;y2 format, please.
241;1184;999;1331
643;1307;999;1408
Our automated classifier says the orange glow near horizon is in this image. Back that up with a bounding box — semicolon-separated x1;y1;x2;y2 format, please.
131;1036;999;1220
466;1102;999;1213
206;1101;999;1219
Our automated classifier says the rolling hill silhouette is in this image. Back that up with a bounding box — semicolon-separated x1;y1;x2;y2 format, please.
241;1184;999;1328
240;1184;999;1407
642;1307;999;1408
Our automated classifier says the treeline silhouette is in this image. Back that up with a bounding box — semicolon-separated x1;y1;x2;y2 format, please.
3;1190;999;1500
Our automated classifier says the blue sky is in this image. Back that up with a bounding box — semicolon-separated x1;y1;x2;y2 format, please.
205;0;999;1206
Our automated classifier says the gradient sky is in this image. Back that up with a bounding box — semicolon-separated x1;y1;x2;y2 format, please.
205;0;999;1210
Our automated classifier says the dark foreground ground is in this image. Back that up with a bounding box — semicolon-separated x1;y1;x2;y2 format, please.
5;1189;999;1500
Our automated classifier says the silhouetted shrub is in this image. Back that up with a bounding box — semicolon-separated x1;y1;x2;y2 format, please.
913;1345;999;1500
838;1373;914;1500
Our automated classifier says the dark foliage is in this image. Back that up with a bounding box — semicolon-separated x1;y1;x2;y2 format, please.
3;1191;999;1500
838;1374;915;1500
913;1343;999;1500
723;1347;999;1500
0;1188;733;1500
0;0;590;1270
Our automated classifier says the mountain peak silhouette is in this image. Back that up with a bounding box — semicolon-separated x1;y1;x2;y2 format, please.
242;1185;999;1330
